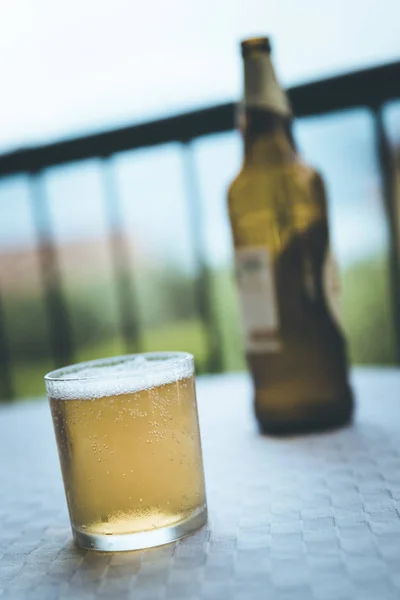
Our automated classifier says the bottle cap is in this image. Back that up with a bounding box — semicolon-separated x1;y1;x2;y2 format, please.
241;37;271;58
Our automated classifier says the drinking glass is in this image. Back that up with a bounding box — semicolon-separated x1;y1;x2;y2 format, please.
45;352;207;551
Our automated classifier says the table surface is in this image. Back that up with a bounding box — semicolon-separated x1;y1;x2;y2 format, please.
1;368;400;600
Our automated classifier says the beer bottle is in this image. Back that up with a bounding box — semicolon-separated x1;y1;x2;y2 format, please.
228;37;353;433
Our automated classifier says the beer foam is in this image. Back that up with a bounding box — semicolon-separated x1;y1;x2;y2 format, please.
45;353;193;400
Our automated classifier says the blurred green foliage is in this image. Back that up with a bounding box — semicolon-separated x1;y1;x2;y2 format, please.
341;255;396;365
2;255;396;400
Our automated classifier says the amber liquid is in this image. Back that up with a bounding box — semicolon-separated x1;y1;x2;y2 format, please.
50;375;206;536
228;116;353;433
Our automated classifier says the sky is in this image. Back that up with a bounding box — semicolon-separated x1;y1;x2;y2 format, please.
0;0;399;271
0;0;400;150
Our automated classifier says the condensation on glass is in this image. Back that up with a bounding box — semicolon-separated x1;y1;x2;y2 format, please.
45;352;207;551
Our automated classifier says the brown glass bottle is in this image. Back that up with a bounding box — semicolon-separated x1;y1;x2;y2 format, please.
228;37;353;434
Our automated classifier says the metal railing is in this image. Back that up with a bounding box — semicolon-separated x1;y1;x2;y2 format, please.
1;61;400;399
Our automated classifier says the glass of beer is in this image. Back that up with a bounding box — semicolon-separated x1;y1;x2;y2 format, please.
45;352;207;552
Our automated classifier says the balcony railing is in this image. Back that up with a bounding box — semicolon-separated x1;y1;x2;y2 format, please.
1;61;400;400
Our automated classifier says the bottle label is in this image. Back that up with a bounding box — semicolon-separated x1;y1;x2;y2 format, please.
244;54;292;116
322;248;342;329
235;247;281;353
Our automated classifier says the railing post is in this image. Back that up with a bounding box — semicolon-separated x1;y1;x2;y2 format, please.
373;106;400;364
100;157;142;354
181;141;224;373
0;290;14;400
30;171;75;368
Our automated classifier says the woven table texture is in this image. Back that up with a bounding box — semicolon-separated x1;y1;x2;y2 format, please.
1;368;400;600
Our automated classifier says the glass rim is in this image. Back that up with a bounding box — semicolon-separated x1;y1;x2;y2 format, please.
44;351;193;383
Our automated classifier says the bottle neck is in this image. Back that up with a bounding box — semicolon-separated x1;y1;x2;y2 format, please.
243;50;291;115
243;109;297;166
241;49;295;166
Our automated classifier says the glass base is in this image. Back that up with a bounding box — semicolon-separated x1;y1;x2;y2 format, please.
72;505;208;552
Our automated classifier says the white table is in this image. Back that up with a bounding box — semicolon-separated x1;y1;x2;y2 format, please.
1;369;400;599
